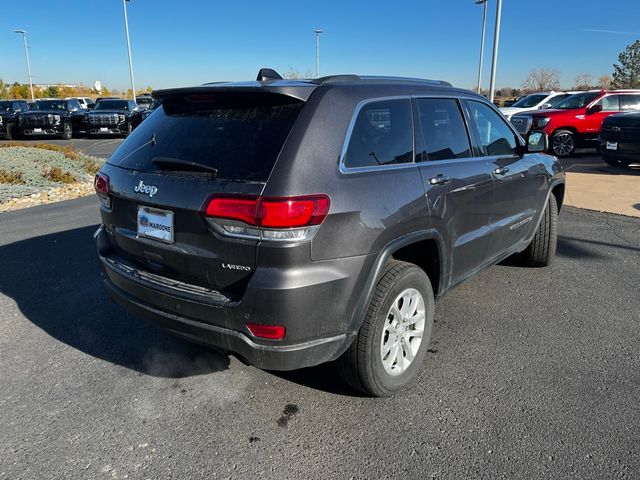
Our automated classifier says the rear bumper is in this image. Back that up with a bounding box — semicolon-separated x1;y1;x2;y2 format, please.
95;225;361;370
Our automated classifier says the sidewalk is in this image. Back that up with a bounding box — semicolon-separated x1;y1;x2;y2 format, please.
560;153;640;218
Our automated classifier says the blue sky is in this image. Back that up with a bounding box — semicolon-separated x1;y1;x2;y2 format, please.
1;0;639;91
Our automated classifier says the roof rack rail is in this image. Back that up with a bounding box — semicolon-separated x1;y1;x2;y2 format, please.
314;74;362;84
360;76;452;87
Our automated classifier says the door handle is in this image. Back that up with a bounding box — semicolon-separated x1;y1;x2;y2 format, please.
428;174;451;186
493;166;509;175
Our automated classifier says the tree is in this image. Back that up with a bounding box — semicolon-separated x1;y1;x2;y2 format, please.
521;68;561;93
282;68;313;79
573;73;594;90
44;85;60;98
599;75;612;89
612;40;640;88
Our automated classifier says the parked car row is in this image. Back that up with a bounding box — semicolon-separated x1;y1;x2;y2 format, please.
0;95;160;140
506;89;640;160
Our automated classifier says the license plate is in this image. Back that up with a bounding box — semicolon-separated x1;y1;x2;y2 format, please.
100;127;109;132
33;128;42;133
606;141;618;150
137;206;174;243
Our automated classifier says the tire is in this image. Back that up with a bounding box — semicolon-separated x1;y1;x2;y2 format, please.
5;124;13;140
550;129;575;157
124;122;132;137
61;121;72;140
519;194;558;267
336;260;435;397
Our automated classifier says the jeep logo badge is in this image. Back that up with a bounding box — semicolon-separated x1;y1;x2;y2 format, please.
134;180;158;198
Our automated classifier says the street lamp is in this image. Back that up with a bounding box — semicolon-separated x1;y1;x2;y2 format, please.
13;30;34;102
475;0;487;94
314;29;324;78
488;0;503;102
122;0;137;102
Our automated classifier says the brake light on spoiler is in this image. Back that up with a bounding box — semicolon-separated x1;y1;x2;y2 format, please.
204;194;330;241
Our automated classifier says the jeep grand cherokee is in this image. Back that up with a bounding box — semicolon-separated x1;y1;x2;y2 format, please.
94;68;565;396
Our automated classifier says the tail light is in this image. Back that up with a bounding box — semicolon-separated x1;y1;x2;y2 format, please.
204;194;330;241
94;172;111;209
246;323;286;340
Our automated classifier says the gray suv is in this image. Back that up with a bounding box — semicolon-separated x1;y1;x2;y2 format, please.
94;68;565;396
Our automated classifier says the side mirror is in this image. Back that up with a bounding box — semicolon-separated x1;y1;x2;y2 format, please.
540;103;553;109
587;104;603;115
527;132;547;153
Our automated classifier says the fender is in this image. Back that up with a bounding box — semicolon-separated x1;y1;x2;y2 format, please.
346;229;447;337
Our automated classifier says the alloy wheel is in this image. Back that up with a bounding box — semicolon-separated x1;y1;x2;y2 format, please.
380;288;425;376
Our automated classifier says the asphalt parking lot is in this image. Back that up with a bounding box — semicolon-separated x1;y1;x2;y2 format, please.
1;195;639;479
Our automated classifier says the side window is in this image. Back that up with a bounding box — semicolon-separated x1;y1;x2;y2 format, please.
620;94;640;111
467;100;517;156
415;98;471;161
343;99;413;168
549;94;569;106
597;95;620;111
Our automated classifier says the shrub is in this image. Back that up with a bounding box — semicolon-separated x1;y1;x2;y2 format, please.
0;169;26;184
83;158;101;175
42;167;76;184
0;142;80;160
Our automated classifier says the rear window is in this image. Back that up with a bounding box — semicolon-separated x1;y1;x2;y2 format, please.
107;93;304;181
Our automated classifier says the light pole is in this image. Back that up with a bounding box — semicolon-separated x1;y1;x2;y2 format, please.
488;0;503;102
475;0;487;94
314;29;323;78
14;30;34;102
122;0;137;102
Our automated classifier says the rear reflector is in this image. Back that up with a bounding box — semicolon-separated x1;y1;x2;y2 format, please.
94;172;111;208
94;172;109;196
246;323;286;340
205;195;330;228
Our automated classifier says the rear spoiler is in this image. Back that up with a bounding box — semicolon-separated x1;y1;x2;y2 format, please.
153;83;317;103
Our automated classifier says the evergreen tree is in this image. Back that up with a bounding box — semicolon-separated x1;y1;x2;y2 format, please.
612;40;640;89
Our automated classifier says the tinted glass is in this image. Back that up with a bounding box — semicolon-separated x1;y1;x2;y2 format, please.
415;98;471;161
344;99;413;168
597;95;620;111
0;101;10;111
467;100;517;156
549;94;570;106
553;92;600;109
620;94;640;111
34;100;67;111
108;93;304;182
511;94;547;108
95;100;130;110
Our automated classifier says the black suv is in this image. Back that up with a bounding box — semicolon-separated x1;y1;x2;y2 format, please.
85;99;139;137
0;99;30;139
15;98;84;139
599;111;640;167
94;69;565;396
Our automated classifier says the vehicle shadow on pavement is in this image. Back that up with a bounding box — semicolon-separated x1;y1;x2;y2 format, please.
0;225;230;378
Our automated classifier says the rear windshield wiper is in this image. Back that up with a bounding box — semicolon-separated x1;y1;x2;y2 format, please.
152;157;218;175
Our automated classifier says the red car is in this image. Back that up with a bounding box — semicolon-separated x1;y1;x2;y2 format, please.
510;90;640;157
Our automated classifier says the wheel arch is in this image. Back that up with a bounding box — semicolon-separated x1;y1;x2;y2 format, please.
347;230;447;336
551;182;565;212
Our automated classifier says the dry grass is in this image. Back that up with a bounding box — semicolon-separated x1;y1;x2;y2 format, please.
83;158;101;175
0;142;81;160
0;169;26;184
42;167;77;184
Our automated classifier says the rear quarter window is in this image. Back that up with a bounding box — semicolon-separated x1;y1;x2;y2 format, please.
343;99;413;169
107;93;304;182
